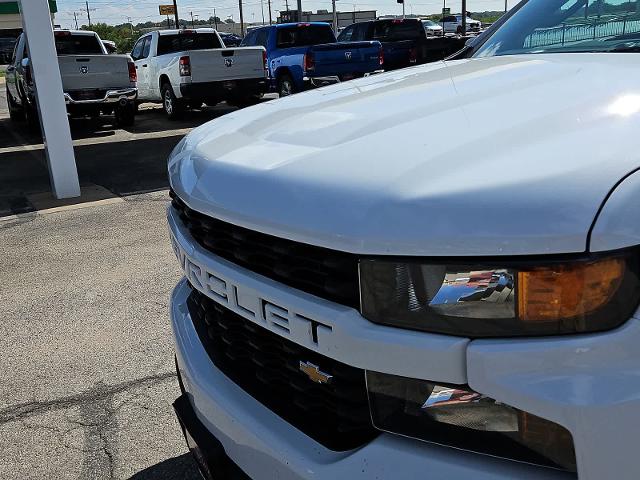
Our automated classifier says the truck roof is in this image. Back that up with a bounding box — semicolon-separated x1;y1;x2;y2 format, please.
157;28;218;35
272;22;333;28
53;29;97;36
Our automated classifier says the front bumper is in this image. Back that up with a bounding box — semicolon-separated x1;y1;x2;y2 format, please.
63;87;137;105
172;280;573;480
168;206;640;480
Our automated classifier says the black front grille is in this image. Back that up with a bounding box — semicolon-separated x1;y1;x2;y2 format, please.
187;286;378;451
170;190;360;309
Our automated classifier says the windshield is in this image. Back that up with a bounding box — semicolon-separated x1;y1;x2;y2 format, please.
475;0;640;57
423;20;438;27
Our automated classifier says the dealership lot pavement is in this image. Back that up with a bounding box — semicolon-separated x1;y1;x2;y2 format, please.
0;88;272;478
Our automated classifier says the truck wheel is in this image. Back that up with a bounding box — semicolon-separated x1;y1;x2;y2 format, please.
161;83;183;120
6;87;24;121
277;74;295;97
115;104;136;127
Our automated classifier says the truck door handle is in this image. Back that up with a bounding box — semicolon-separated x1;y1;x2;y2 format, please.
142;64;148;67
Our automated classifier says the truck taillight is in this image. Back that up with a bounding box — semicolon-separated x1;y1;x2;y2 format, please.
304;52;315;72
379;47;384;66
409;47;418;63
179;56;191;77
263;49;268;71
128;61;137;83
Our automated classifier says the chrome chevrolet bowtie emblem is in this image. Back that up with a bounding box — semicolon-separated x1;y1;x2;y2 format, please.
80;65;89;74
299;361;333;384
345;51;352;60
224;58;234;67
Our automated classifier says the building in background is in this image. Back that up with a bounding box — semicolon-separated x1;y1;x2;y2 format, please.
278;9;377;29
0;1;57;62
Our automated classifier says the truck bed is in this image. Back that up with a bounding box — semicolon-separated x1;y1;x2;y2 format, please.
309;41;381;80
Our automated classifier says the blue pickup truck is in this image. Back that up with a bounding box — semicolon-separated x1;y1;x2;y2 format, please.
240;22;383;96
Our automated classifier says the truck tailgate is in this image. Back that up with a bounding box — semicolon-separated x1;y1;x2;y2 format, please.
188;47;266;83
58;55;131;91
309;41;381;79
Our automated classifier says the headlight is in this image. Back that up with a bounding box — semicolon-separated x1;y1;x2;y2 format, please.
360;253;640;337
366;371;576;472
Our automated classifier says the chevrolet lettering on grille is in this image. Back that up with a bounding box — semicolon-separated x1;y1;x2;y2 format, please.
171;233;333;347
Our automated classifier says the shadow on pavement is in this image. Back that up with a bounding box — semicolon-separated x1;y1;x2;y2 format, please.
128;453;200;480
0;133;183;217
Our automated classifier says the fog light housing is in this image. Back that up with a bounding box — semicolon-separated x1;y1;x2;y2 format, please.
366;371;576;472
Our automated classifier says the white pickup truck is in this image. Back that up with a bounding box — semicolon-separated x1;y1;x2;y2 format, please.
167;0;640;479
131;29;268;119
5;30;137;129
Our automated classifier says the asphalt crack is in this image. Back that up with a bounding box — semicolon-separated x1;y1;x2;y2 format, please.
0;371;176;425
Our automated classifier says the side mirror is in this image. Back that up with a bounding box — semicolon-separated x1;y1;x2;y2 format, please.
21;57;30;68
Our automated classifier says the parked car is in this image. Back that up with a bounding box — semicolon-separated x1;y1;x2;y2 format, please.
240;22;383;96
168;0;640;479
219;32;242;47
131;29;267;118
422;19;443;36
440;14;482;34
102;39;118;54
338;18;465;71
5;30;137;128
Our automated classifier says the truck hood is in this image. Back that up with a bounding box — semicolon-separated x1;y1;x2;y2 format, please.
169;54;640;256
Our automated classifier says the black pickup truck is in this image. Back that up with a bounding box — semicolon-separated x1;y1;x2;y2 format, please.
337;18;465;71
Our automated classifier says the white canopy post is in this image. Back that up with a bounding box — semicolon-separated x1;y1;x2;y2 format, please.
18;0;80;199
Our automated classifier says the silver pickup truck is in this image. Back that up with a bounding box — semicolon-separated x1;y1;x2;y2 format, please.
5;29;138;129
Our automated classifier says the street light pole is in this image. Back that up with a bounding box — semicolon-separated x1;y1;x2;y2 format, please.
214;8;218;29
261;0;265;24
172;0;180;29
268;0;272;24
297;0;302;22
332;0;337;33
461;0;466;35
239;0;245;36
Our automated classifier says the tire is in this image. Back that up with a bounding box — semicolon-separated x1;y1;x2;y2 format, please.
161;83;183;120
6;87;24;122
277;73;295;97
115;103;136;127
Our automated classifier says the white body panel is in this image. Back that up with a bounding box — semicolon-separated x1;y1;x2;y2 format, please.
169;54;640;257
133;29;265;102
590;169;640;252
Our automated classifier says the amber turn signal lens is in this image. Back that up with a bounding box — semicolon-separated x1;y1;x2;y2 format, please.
518;258;625;322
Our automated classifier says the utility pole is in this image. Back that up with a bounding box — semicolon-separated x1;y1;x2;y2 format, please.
268;0;272;24
239;0;245;36
297;0;302;22
190;11;195;27
214;8;218;29
126;16;134;35
73;11;78;29
173;0;180;29
402;0;405;18
461;0;466;35
261;0;265;24
504;0;507;13
332;0;337;33
85;1;92;27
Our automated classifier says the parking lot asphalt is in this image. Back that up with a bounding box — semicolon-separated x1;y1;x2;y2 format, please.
0;87;276;478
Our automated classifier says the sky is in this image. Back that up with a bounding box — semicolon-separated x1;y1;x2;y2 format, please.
55;0;510;29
